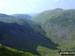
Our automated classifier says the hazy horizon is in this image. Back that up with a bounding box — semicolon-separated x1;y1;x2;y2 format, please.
0;0;75;15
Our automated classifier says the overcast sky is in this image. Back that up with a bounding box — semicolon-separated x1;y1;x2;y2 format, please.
0;0;75;14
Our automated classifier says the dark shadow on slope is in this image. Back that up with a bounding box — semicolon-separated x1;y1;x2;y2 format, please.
0;21;58;55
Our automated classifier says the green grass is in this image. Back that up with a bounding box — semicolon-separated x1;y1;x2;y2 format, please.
0;44;37;56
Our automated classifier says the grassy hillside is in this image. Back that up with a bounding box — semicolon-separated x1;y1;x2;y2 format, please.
0;44;36;56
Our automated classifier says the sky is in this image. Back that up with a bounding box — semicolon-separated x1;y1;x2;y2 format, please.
0;0;75;14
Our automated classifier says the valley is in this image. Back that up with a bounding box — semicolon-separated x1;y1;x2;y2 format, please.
0;8;75;56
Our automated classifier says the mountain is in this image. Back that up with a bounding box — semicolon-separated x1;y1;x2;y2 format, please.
12;14;32;19
33;8;75;52
0;15;58;56
33;8;75;40
0;14;9;17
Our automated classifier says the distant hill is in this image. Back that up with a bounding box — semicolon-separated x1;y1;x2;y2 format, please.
0;14;9;17
0;14;17;19
12;14;32;19
0;13;32;20
29;13;39;17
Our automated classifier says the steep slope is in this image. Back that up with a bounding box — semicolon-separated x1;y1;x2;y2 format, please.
33;8;75;51
0;15;58;55
44;9;75;40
